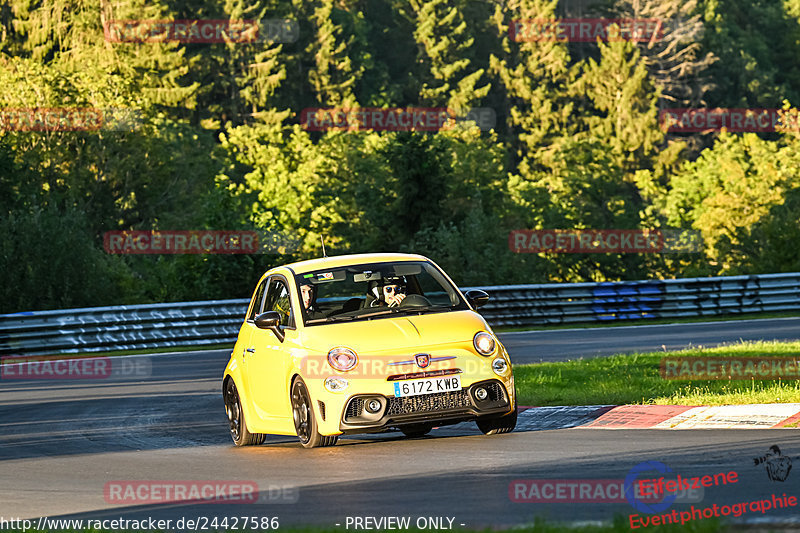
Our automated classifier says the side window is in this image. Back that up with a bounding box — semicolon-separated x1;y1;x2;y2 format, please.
263;278;294;327
248;278;268;320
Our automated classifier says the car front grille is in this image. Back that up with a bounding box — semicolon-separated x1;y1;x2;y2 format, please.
346;398;364;419
482;381;506;403
342;380;508;424
386;389;471;416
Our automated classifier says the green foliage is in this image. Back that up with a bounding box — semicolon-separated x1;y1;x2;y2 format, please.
218;122;509;268
656;132;800;273
489;0;573;171
407;0;490;112
571;37;663;173
2;0;800;312
701;0;800;107
0;204;125;311
307;0;368;107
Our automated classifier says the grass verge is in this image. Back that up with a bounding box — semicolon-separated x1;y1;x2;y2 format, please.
514;340;800;406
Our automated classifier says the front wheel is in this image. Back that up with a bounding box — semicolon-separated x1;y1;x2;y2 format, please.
224;378;266;446
291;378;338;448
476;399;518;435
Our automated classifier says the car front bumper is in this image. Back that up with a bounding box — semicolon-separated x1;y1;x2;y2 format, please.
336;378;514;434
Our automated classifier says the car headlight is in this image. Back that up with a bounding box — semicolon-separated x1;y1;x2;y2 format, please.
473;331;496;356
327;347;358;371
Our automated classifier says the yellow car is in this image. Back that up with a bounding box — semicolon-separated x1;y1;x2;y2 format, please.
222;252;516;448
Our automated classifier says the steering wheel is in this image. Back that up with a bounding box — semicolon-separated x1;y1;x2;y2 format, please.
398;294;432;308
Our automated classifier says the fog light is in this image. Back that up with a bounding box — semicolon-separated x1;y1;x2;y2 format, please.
366;399;382;413
475;387;488;400
492;357;508;376
324;377;349;392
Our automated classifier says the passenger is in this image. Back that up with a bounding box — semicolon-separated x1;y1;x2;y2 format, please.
300;283;324;319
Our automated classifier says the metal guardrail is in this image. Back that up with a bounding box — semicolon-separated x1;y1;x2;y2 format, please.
477;272;800;326
2;272;799;356
0;299;248;357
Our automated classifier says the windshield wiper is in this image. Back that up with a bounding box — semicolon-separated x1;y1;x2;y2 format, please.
358;307;414;319
306;315;356;324
411;305;453;314
360;305;456;319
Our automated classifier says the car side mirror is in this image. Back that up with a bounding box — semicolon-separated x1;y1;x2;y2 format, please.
465;289;490;309
254;311;285;342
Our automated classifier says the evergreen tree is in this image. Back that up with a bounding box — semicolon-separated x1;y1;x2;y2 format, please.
407;0;490;113
700;0;800;107
597;0;717;109
571;36;664;174
0;0;199;107
489;0;573;174
307;0;368;107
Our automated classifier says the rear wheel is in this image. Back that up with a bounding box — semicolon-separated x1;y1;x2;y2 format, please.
291;378;338;448
477;399;518;435
224;379;266;446
401;423;434;438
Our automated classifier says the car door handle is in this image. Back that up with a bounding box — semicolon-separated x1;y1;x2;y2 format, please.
245;347;256;353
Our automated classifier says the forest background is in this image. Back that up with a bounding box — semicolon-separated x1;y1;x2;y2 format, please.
2;0;800;313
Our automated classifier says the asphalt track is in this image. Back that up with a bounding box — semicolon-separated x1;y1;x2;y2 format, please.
2;318;800;529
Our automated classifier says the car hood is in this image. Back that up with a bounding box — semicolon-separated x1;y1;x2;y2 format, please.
299;310;491;354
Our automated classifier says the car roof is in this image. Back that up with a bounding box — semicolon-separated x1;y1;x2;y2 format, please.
278;252;431;276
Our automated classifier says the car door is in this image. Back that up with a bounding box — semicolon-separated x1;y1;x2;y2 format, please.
244;275;296;426
238;276;267;412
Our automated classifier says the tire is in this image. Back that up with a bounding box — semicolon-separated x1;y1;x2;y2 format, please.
291;378;338;448
224;378;266;446
476;399;518;435
401;423;434;438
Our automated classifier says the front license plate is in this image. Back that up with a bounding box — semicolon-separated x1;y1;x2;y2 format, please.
393;375;462;397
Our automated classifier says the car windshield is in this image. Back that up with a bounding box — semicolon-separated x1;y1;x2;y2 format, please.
295;260;468;325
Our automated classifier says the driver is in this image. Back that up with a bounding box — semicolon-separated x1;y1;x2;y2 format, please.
382;277;406;307
367;276;406;307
